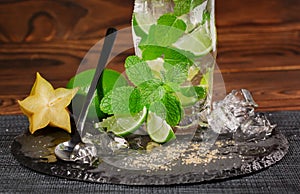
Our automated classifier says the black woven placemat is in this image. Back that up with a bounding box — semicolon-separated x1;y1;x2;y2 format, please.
1;111;300;193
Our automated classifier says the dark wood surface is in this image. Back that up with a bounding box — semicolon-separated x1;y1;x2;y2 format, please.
0;0;300;115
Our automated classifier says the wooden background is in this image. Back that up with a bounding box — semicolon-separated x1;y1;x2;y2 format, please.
0;0;300;115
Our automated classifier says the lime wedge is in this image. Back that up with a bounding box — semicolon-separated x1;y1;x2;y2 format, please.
133;12;156;35
99;107;147;136
147;111;176;143
173;26;212;57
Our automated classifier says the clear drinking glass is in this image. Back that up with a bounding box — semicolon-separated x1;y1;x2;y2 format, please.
132;0;217;128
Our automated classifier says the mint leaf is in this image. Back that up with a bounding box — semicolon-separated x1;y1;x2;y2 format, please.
125;56;154;86
100;86;142;115
137;79;165;108
148;92;182;127
129;88;143;114
173;0;205;16
163;62;189;84
141;45;193;66
100;90;113;114
161;93;182;126
157;14;187;31
140;14;186;48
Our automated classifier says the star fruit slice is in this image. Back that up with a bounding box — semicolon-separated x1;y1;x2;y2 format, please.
18;72;78;134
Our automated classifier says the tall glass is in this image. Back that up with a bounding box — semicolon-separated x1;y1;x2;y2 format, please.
132;0;217;128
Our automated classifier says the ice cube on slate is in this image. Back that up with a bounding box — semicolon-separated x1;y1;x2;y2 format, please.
207;89;276;141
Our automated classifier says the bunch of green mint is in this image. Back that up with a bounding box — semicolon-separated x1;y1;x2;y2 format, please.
100;54;206;127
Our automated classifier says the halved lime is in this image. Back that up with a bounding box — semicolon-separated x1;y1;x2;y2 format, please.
99;107;147;137
67;69;128;120
173;26;212;57
146;111;176;143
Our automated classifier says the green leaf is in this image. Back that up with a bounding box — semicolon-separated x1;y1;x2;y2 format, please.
157;14;187;31
161;93;182;126
141;45;193;66
129;88;143;114
163;62;189;84
148;92;182;127
137;79;165;108
125;56;154;86
173;0;205;16
100;90;113;114
100;86;142;115
139;14;186;48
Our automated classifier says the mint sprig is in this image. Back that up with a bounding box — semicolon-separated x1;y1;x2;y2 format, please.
100;55;186;126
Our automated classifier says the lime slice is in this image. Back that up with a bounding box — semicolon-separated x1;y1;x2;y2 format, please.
133;12;156;35
173;26;212;57
99;107;147;136
147;111;176;143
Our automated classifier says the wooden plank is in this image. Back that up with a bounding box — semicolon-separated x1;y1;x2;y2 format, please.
0;0;133;42
1;0;300;114
216;0;300;71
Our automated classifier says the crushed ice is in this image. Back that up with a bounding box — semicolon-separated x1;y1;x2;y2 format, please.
207;89;276;141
